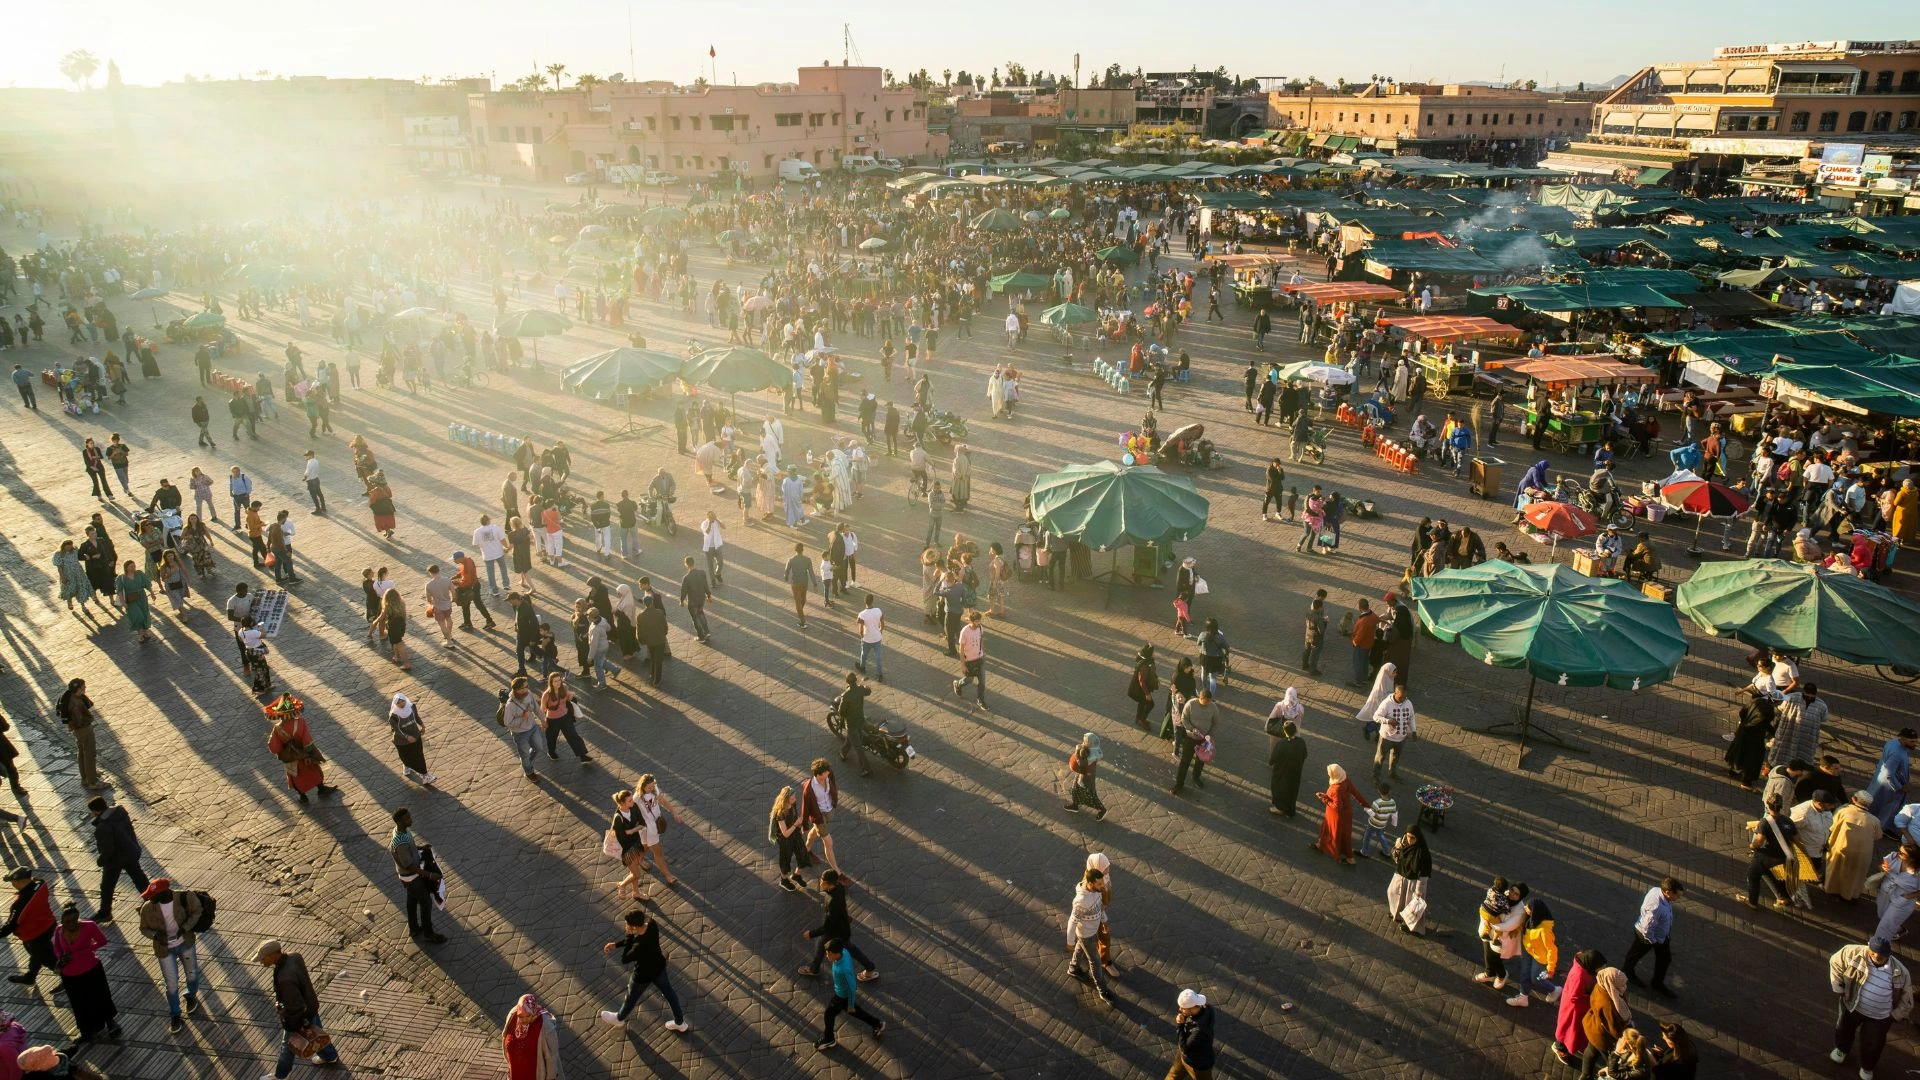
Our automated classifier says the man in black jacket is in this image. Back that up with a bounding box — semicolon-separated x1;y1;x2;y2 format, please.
835;672;873;777
679;556;713;643
509;592;541;677
796;869;879;979
256;939;343;1075
597;909;689;1032
1170;989;1216;1079
88;796;149;922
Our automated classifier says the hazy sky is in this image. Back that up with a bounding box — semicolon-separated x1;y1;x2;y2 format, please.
17;1;1914;90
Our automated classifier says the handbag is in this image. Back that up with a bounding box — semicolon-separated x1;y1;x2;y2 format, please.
287;1024;333;1057
1401;894;1428;931
602;827;622;859
1193;576;1210;595
1193;736;1215;764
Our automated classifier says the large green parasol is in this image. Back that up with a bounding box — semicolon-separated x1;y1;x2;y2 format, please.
1411;560;1688;749
561;347;687;441
1676;558;1920;670
682;345;788;398
971;208;1025;232
1039;303;1099;327
1030;461;1209;552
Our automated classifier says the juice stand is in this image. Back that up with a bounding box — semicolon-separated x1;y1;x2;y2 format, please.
1506;355;1659;453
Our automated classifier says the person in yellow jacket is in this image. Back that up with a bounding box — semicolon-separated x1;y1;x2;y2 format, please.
1506;882;1561;1007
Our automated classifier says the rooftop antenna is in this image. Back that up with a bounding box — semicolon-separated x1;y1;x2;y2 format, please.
627;5;635;84
843;24;863;67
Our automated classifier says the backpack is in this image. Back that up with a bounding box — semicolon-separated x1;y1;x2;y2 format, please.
188;890;217;933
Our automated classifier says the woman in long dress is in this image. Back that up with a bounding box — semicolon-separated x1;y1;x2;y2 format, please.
501;993;562;1080
1551;948;1604;1065
116;560;154;643
52;905;120;1049
987;368;1006;418
950;444;973;512
79;526;118;598
1724;689;1776;789
1355;662;1399;731
389;693;433;785
1385;824;1431;934
1313;763;1369;865
53;541;93;611
366;471;398;540
827;448;854;514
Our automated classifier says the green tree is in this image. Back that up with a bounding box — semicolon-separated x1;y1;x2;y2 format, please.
942;68;952;88
545;62;567;90
1005;61;1027;86
990;68;1000;89
953;69;971;92
59;49;100;90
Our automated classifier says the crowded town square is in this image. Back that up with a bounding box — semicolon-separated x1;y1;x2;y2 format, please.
5;28;1920;1080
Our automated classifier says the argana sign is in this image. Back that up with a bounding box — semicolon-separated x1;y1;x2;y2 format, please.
1712;40;1917;58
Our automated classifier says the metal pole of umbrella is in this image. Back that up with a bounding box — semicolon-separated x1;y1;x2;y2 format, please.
603;388;653;442
1686;512;1706;557
1466;671;1586;753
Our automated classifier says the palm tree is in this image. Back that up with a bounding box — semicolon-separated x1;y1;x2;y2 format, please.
58;49;100;90
942;68;952;88
545;63;568;90
576;73;604;102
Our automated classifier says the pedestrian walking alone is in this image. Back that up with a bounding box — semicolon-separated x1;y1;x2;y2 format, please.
501;994;561;1080
1267;711;1308;817
2;869;58;988
51;904;121;1052
1168;989;1216;1080
1621;877;1683;1000
86;796;149;922
813;938;884;1051
1127;645;1160;731
1064;733;1108;819
388;694;434;785
389;808;446;944
598;909;689;1033
1386;824;1432;934
538;673;593;766
136;879;202;1032
56;680;105;791
1065;866;1116;1005
1313;763;1368;865
256;939;345;1077
1829;936;1909;1079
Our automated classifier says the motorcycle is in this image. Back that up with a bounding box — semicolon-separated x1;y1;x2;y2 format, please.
637;492;677;536
827;706;916;770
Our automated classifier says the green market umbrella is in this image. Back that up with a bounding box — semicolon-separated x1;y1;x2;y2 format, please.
1039;303;1098;327
594;203;643;219
1676;559;1920;671
578;224;612;238
561;347;687;441
683;345;787;405
1411;560;1688;749
1048;207;1074;220
989;271;1051;294
1030;461;1209;550
858;237;888;251
971;208;1024;232
1096;245;1140;265
718;230;748;244
495;308;573;361
636;205;689;229
182;312;226;330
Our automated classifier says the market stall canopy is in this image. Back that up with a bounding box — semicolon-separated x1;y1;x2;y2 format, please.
1212;254;1292;270
682;346;787;395
1410;561;1689;689
1649;329;1880;376
1676;559;1920;668
1282;281;1403;304
1561;268;1704;294
1468;232;1592;273
1543;227;1657;252
1095;246;1140;264
560;347;685;396
1505;356;1659;390
988;271;1052;294
1378;314;1526;346
1468;283;1689;313
1762;360;1920;418
635;205;689;228
1029;461;1210;552
858;237;888;251
1278;361;1356;386
182;312;226;330
1362;243;1500;277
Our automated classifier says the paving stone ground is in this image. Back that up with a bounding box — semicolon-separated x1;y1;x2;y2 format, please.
2;182;1918;1079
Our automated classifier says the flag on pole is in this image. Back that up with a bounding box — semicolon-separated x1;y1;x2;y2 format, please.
709;45;716;58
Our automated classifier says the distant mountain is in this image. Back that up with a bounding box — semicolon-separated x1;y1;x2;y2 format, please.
1456;73;1631;92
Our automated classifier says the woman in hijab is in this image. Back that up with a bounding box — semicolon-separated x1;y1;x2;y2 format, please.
586;577;614;629
1513;459;1552;522
1409;517;1434;572
1552;948;1605;1065
1268;687;1306;737
1126;645;1160;731
1791;526;1822;563
501;993;562;1080
1578;967;1633;1080
1313;763;1369;865
1386;824;1432;934
950;444;973;512
1355;661;1399;737
53;540;94;613
1160;657;1197;740
1724;687;1777;790
1267;708;1308;818
612;585;639;659
1891;477;1918;544
389;694;433;786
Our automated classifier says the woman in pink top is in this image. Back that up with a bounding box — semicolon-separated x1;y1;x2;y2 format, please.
51;904;121;1049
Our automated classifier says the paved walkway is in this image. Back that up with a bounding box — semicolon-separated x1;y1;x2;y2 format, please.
1;186;1917;1078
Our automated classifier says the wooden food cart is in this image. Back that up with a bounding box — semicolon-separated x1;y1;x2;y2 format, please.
1378;315;1527;399
1507;355;1660;453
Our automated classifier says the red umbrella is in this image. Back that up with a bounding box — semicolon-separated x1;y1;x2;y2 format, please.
1521;501;1597;560
1662;479;1751;555
1660;479;1750;517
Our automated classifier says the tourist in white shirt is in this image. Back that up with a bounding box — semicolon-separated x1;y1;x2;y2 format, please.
1793;791;1838;875
1372;684;1416;783
699;511;725;586
853;595;885;683
472;514;508;594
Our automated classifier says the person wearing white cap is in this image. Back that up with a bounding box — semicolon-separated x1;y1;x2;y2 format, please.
1064;867;1115;1006
1086;853;1118;975
388;694;433;786
1592;523;1622;576
1171;989;1216;1078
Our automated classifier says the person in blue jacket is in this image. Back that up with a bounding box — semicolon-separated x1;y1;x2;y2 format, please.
814;939;884;1052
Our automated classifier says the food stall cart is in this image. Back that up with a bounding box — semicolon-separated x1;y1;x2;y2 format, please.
1505;355;1659;453
1215;254;1294;307
1281;280;1405;323
1378;315;1527;399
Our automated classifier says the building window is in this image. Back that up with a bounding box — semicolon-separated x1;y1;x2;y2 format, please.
1464;113;1472;126
831;112;841;124
514;125;525;141
808;112;825;126
1368;113;1375;124
1818;111;1839;131
854;111;863;124
1875;70;1895;93
531;126;541;142
1446;113;1455;125
1788;111;1809;131
775;113;802;127
1872;111;1893;132
646;116;657;130
710;115;733;131
671;155;683;168
1846;111;1867;132
1337;112;1344;122
497;125;509;141
813;149;823;163
670;116;681;130
690;116;701;130
1901;111;1917;131
1903;72;1920;92
691;155;703;169
1524;113;1532;125
1426;113;1434;125
764;154;774;168
885;109;894;122
1507;113;1514;124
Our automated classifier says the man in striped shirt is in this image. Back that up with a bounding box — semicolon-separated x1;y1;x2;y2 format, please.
1359;783;1398;859
1831;935;1910;1079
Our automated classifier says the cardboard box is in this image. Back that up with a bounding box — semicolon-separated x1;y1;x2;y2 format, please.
1572;551;1601;576
1641;581;1675;602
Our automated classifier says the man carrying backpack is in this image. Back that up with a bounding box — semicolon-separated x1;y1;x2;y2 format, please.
137;878;205;1032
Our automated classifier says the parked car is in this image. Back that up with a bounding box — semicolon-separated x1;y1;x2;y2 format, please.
643;170;681;186
564;172;591;185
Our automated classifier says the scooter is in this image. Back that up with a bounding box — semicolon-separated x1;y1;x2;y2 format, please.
827;707;917;770
637;493;677;536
